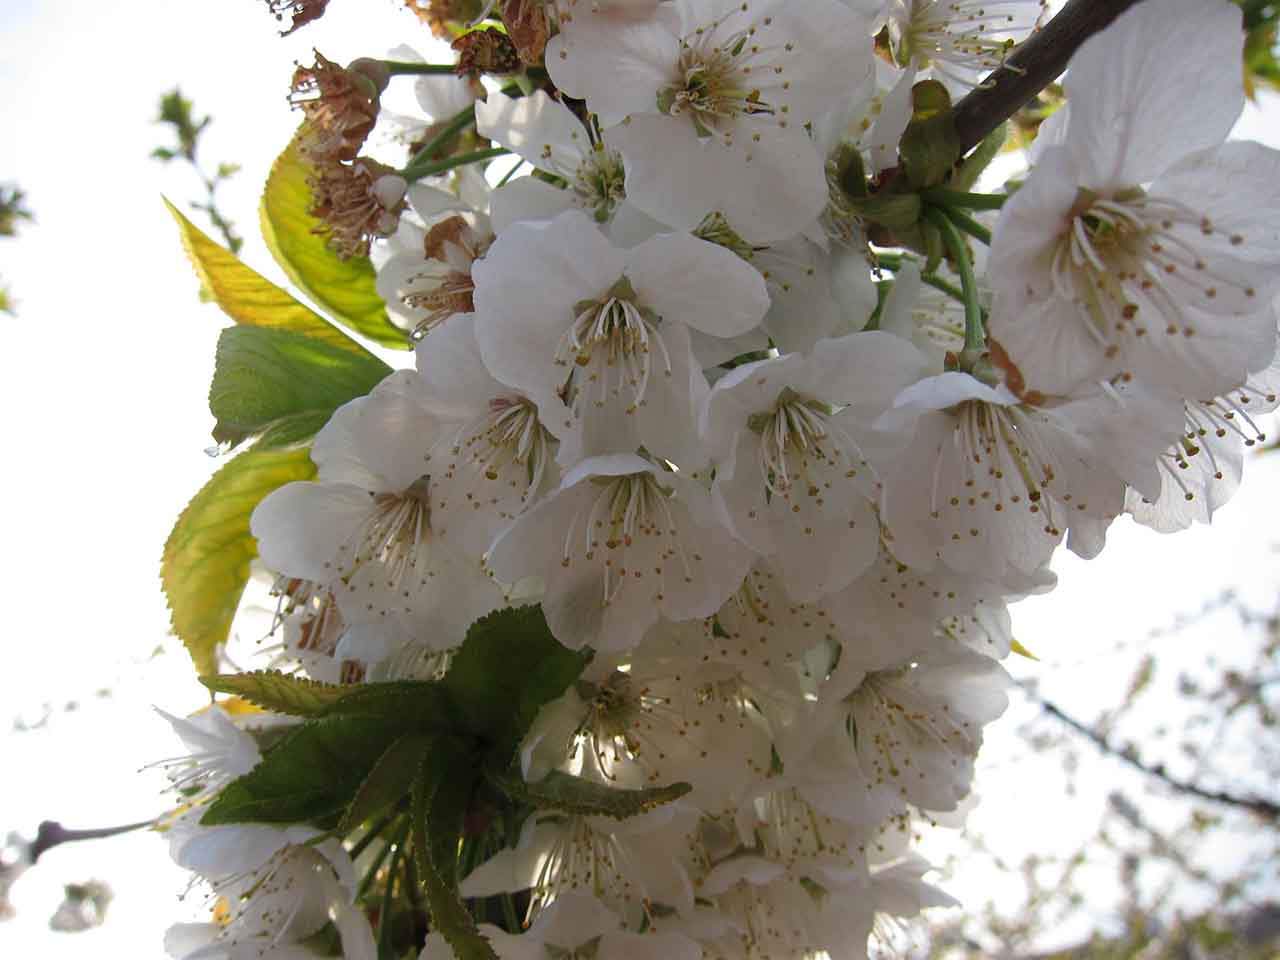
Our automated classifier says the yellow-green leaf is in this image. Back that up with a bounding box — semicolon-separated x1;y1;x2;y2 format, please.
164;197;371;358
260;135;411;351
162;447;317;675
200;671;355;716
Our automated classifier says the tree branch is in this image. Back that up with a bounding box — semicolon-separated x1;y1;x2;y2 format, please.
951;0;1147;156
1024;689;1280;820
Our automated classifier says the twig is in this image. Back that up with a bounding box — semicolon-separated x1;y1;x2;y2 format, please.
1024;688;1280;819
951;0;1146;156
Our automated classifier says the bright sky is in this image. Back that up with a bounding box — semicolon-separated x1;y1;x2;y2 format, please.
0;2;1277;957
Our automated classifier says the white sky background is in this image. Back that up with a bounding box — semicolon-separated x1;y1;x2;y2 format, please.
0;1;1277;957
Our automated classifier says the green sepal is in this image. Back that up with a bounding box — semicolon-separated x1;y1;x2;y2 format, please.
847;192;923;233
830;141;867;201
209;325;390;449
340;732;436;834
261;134;411;351
923;218;944;275
162;447;317;677
899;80;961;190
488;769;692;819
201;714;404;826
442;606;592;768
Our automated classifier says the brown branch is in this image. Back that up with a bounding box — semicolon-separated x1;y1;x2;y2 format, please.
1025;690;1280;820
951;0;1147;156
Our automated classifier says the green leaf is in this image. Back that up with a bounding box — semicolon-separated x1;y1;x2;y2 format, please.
202;714;402;826
442;606;591;766
340;732;435;833
413;747;497;960
164;198;373;358
319;682;458;730
200;671;357;716
162;447;316;676
209;325;390;448
261;135;411;351
488;769;691;820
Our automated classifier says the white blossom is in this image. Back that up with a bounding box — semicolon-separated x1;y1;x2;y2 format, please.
546;0;874;241
488;453;754;652
472;210;768;466
989;0;1280;400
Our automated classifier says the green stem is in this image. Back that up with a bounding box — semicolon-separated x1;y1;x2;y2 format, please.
500;893;521;933
922;187;1007;211
383;61;459;76
942;206;994;246
872;252;967;304
349;810;398;863
406;104;477;170
401;147;510;183
925;207;985;354
495;158;525;188
377;821;410;960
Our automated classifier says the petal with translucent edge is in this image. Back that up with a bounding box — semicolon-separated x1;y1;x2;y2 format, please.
168;823;316;879
420;927;544;960
529;892;620;949
608;115;828;243
334;544;502;644
757;236;843;354
416;314;511;418
475;90;588;179
489;177;575;234
473;210;626;398
310;371;443;492
488;455;752;651
459;817;555;899
626;231;769;338
251;482;372;583
1064;0;1243;189
870;855;959;916
545;5;681;125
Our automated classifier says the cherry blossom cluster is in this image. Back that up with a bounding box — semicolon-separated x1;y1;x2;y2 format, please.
158;0;1280;958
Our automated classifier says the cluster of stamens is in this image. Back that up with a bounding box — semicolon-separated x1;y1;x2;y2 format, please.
556;281;671;413
1053;189;1254;353
658;18;779;142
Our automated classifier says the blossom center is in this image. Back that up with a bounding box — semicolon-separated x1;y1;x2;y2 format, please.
1052;188;1256;351
891;0;1036;84
458;396;552;497
405;215;490;339
561;471;693;608
573;146;627;223
658;32;773;141
343;474;433;585
557;277;672;413
937;398;1071;537
750;389;845;498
